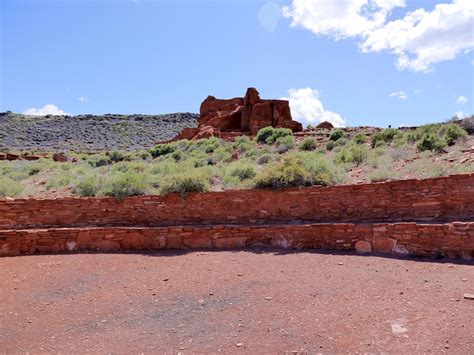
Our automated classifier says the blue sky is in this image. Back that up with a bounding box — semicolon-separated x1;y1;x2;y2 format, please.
1;0;473;127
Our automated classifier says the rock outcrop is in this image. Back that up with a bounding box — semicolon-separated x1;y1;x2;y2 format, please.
172;88;303;141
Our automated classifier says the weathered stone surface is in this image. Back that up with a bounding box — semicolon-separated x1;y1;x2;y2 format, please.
170;87;303;141
355;240;372;253
316;121;334;129
0;174;473;258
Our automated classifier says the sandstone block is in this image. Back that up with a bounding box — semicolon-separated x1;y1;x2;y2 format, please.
355;240;372;253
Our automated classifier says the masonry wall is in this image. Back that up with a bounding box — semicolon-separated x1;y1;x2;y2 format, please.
0;173;473;230
0;173;473;258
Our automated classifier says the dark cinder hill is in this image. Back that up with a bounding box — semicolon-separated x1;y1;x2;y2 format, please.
0;112;199;151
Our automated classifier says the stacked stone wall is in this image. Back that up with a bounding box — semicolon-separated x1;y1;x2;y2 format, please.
1;174;473;258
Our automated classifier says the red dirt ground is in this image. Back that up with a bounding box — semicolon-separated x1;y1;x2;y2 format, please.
1;250;473;353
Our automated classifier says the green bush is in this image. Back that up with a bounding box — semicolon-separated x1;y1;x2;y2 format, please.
256;127;293;144
149;143;176;158
416;133;446;152
109;150;126;163
326;140;336;151
256;127;275;143
196;137;223;153
256;153;275;165
371;128;399;147
254;153;337;189
46;171;73;190
73;174;104;197
299;137;317;151
103;171;148;198
275;135;294;153
329;128;346;141
87;153;111;167
254;156;308;189
334;144;368;165
369;168;393;182
0;177;23;197
159;171;209;197
234;135;255;153
438;123;467;145
353;133;368;144
227;162;257;181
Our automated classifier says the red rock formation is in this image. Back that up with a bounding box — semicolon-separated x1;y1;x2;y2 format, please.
171;88;302;141
316;121;334;130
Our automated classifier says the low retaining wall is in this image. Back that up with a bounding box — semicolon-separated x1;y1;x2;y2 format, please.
1;174;473;229
1;222;473;258
0;173;473;258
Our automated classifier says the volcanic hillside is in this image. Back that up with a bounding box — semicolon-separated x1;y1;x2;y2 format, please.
0;111;199;151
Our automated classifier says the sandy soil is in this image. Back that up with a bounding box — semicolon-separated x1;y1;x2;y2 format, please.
1;250;473;353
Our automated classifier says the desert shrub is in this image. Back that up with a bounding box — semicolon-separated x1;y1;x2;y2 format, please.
326;140;336;151
0;177;23;197
46;171;73;190
458;115;474;134
109;150;126;163
335;137;348;147
390;147;413;161
171;150;183;162
275;135;294;153
87;153;111;167
369;168;394;182
438;123;467;145
208;146;232;165
353;133;368;144
329;128;346;141
196;137;223;153
254;153;337;189
256;153;275;165
450;163;474;174
149;143;176;158
234;135;255;153
254;156;308;189
371;128;399;147
159;171;209;197
150;160;180;175
112;161;147;173
256;127;275;143
103;171;148;198
299;137;317;151
425;164;447;178
416;133;446;152
227;162;257;181
334;144;368;165
73;174;104;197
256;127;293;144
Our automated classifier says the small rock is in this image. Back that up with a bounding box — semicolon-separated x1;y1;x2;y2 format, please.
337;262;343;266
463;293;474;300
162;278;169;281
235;343;243;347
264;296;272;300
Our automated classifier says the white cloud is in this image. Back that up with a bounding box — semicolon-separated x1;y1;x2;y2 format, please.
389;91;408;100
282;87;346;127
456;95;468;104
23;104;69;116
283;0;474;72
283;0;405;39
78;96;88;102
454;111;466;118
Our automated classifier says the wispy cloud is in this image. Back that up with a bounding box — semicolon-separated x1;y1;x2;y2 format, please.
23;104;69;116
389;91;408;100
78;96;88;103
456;95;468;104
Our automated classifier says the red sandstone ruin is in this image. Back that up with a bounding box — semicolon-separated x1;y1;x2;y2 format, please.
172;87;303;141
